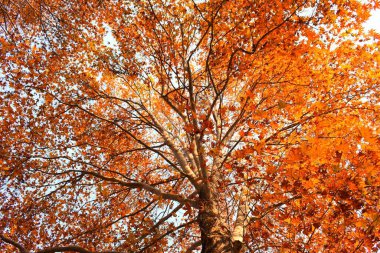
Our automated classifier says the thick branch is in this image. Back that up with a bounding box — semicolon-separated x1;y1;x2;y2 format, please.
36;168;198;208
77;170;199;208
0;235;28;253
231;187;249;253
36;246;93;253
0;236;120;253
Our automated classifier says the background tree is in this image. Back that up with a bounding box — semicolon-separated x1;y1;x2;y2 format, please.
1;0;379;252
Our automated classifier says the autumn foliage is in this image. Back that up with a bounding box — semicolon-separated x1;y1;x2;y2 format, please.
0;0;379;252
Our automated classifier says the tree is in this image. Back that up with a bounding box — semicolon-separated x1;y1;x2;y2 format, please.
0;0;379;252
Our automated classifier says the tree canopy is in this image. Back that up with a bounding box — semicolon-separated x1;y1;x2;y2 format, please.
1;0;379;252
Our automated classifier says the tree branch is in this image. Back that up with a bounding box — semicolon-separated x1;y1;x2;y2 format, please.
231;186;249;253
72;169;199;208
0;236;121;253
186;240;202;252
0;235;28;253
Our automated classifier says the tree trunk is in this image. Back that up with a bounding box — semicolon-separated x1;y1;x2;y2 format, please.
198;186;245;253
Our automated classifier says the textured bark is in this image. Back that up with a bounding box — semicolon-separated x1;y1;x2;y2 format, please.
198;185;245;253
198;212;245;253
198;203;230;252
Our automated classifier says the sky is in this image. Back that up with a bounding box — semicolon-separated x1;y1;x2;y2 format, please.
366;9;380;31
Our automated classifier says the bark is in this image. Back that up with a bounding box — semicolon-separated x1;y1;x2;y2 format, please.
198;201;230;252
198;186;245;253
231;187;249;253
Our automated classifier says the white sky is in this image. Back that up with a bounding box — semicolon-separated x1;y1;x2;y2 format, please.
366;9;380;31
